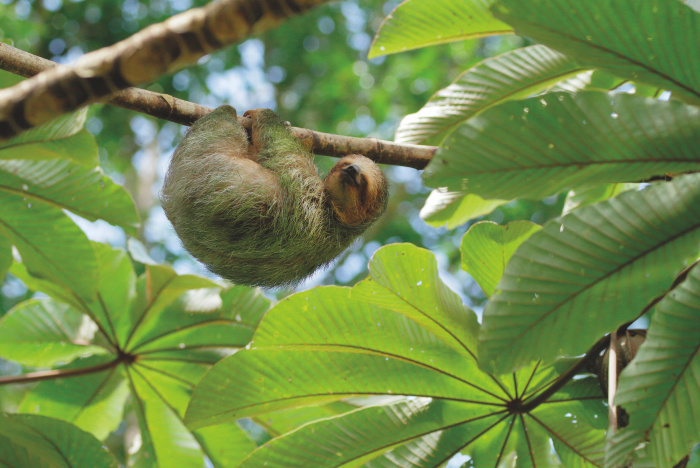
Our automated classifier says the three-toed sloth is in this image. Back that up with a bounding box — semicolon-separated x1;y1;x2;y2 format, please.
161;106;389;287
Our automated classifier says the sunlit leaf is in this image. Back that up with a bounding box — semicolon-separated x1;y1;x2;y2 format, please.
186;245;607;465
424;92;700;200
19;356;129;440
479;174;700;374
0;299;106;367
369;0;511;59
0;158;139;235
563;183;638;215
0;193;98;298
461;221;541;298
6;242;268;466
420;189;508;229
0;109;88;152
396;45;586;145
0;129;98;166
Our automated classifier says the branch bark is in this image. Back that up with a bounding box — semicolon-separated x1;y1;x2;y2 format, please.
0;43;436;169
0;0;330;139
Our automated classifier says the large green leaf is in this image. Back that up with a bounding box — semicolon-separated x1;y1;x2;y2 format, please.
606;264;700;468
0;299;106;367
369;0;511;59
0;129;98;166
493;0;700;105
395;45;587;145
0;413;117;468
0;192;98;298
479;174;700;375
4;243;268;465
461;221;541;298
424;92;700;200
0;158;138;235
186;245;607;465
19;356;129;440
0;109;89;154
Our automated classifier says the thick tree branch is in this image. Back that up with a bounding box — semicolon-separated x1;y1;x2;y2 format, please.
0;0;331;139
0;43;436;169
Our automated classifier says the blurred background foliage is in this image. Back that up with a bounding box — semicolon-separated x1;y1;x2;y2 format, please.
0;0;563;312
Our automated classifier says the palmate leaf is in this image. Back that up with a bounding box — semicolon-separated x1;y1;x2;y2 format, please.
0;299;106;367
0;414;117;468
423;92;700;200
479;174;700;375
606;264;700;468
0;158;139;235
368;0;511;59
0;109;89;156
395;45;588;146
0;129;98;166
0;192;98;298
493;0;700;106
186;244;607;466
2;242;268;467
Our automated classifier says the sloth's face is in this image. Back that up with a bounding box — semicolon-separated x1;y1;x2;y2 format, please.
324;155;389;227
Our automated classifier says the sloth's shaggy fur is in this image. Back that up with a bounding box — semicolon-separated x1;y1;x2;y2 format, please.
161;106;389;287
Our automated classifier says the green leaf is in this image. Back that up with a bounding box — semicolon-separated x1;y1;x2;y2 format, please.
0;193;98;298
563;183;638;214
421;189;508;229
0;234;11;279
0;109;88;151
606;264;700;468
0;129;98;166
461;221;541;298
195;422;257;468
479;174;700;374
240;399;499;467
128;368;207;467
0;299;106;367
186;245;607;466
0;158;139;236
353;243;480;356
19;356;129;440
395;45;587;145
0;413;117;468
532;378;607;467
369;0;512;59
493;0;700;105
423;92;700;200
8;241;268;465
122;264;223;349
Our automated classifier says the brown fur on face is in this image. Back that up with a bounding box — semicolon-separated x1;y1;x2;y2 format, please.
324;155;389;227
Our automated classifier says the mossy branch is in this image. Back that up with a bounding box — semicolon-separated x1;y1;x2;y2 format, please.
0;43;436;169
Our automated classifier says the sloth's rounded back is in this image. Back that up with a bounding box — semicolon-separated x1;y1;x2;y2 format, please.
162;147;353;287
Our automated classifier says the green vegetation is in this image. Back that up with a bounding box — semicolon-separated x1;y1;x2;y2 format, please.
0;0;698;466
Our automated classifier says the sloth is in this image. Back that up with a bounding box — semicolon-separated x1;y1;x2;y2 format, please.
161;106;389;287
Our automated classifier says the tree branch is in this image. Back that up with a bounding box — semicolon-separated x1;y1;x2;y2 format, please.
0;0;331;139
517;334;610;414
0;43;436;169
